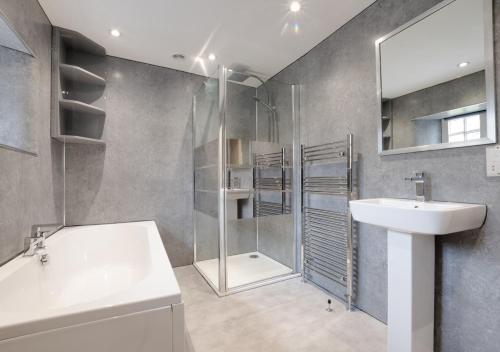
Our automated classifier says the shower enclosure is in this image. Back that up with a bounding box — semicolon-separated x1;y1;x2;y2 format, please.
192;66;301;294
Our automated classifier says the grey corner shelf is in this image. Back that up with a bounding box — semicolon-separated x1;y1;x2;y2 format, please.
51;27;107;144
59;28;105;57
60;64;105;86
52;135;106;145
59;99;106;116
381;100;393;149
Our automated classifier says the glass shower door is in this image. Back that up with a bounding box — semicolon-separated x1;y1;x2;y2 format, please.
193;66;300;295
193;75;222;290
224;69;299;290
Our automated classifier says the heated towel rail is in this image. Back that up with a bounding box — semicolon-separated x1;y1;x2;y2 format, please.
253;148;291;217
301;134;356;310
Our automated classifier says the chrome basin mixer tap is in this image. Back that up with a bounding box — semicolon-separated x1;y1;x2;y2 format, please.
404;171;429;202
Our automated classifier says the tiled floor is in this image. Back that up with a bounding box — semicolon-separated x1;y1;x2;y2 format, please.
174;265;386;352
195;251;293;289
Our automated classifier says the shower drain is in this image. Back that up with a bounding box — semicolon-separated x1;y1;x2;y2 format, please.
249;254;259;259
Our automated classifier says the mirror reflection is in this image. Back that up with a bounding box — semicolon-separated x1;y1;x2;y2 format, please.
377;0;495;154
0;10;37;155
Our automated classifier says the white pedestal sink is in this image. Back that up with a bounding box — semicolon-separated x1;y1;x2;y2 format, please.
350;198;486;352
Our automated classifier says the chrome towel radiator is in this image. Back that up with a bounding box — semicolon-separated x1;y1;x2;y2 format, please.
301;134;356;310
253;148;291;217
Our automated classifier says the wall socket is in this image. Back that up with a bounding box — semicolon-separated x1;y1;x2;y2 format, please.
486;145;500;177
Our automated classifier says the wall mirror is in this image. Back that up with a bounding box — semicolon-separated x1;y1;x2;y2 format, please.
0;9;37;155
376;0;495;155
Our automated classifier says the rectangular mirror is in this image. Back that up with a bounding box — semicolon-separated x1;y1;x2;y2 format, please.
0;9;37;155
376;0;496;155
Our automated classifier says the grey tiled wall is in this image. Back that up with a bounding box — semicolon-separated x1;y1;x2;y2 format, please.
64;57;205;267
0;0;64;264
270;0;500;351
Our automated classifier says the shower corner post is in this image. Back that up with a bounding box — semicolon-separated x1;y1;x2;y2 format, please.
346;133;354;311
217;65;229;294
192;95;197;265
291;84;302;276
299;144;305;282
281;147;286;214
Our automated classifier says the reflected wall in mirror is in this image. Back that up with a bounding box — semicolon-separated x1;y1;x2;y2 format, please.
376;0;496;155
0;9;37;155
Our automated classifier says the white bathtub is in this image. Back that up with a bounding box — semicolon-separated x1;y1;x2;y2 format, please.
0;221;184;352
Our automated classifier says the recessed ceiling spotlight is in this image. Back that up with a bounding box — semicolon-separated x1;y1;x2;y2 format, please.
458;61;470;68
290;1;301;12
208;53;216;61
110;29;121;37
172;53;186;60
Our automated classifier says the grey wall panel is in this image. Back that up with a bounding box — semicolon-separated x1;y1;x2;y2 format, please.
257;214;294;268
226;82;256;140
65;57;204;267
0;0;64;264
270;0;500;351
194;210;219;261
226;218;257;256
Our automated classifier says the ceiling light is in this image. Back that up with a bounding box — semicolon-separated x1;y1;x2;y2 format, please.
290;1;301;12
208;53;216;61
458;62;470;68
110;29;121;37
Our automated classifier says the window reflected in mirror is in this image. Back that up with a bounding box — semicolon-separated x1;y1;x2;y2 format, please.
376;0;496;154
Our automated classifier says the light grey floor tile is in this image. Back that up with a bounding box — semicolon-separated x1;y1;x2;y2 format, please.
174;265;386;352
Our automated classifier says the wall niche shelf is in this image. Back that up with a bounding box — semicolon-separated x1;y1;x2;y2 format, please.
51;27;107;144
59;64;105;86
52;135;106;145
59;99;105;116
381;99;393;150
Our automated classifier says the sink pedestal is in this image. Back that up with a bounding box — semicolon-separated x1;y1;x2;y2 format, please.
350;198;486;352
388;230;435;352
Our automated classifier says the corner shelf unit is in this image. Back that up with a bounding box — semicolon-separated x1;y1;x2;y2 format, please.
59;64;105;86
51;27;107;144
381;100;393;150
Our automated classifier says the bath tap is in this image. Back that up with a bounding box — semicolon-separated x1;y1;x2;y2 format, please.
24;224;62;262
24;227;48;257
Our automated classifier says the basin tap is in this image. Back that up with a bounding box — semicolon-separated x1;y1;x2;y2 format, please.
404;171;429;202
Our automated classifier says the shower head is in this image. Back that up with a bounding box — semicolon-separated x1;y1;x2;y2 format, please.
253;96;275;112
227;65;272;104
227;64;255;83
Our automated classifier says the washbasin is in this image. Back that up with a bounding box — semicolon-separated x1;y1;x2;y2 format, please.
226;188;253;200
350;198;486;235
350;197;486;352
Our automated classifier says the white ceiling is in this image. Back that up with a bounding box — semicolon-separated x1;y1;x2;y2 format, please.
380;0;485;99
38;0;376;79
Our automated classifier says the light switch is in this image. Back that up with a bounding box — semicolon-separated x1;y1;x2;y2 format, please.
486;145;500;177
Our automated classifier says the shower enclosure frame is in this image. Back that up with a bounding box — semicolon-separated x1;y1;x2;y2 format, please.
192;65;302;296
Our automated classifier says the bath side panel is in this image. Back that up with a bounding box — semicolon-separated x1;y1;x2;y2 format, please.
0;307;173;352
